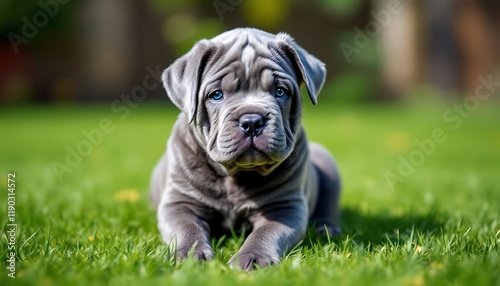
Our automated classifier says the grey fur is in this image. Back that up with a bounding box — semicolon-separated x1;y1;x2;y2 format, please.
150;28;341;271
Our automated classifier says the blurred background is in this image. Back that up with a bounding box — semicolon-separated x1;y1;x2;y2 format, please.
1;3;499;283
1;0;499;105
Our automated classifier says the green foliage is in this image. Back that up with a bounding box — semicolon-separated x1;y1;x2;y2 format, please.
322;72;377;103
316;0;364;17
0;101;499;285
0;0;79;36
0;1;39;31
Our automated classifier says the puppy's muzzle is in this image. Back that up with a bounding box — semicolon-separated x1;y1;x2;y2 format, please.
239;113;266;138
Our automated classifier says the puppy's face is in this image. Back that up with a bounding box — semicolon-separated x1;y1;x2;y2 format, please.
198;43;302;175
162;29;326;175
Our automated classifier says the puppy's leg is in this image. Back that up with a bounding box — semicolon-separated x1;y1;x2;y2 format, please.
309;142;342;236
150;153;167;210
228;201;307;271
157;194;214;261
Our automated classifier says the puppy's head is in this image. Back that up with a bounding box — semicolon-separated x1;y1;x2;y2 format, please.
162;28;326;175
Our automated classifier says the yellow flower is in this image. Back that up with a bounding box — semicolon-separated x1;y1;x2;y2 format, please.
414;245;423;254
114;189;140;203
402;274;425;286
383;132;411;154
431;262;445;271
88;233;103;242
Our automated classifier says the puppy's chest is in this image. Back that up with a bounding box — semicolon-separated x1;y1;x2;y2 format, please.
202;176;259;230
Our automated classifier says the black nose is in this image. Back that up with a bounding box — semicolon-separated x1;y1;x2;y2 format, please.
239;113;265;137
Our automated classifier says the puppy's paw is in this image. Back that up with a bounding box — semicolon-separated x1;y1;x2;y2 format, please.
315;224;342;237
175;243;214;262
228;251;280;271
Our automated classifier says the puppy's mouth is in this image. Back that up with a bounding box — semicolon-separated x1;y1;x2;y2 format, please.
226;148;279;176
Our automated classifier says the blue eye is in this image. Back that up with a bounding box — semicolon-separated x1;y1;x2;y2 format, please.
275;87;287;98
209;90;223;101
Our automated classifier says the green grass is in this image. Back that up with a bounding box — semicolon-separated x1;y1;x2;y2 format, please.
1;98;499;286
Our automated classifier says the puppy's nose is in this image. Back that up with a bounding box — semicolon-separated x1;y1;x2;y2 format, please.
239;113;265;137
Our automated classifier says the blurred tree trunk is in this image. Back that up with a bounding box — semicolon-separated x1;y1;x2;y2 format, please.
80;0;134;100
425;0;461;95
454;0;500;95
378;0;420;99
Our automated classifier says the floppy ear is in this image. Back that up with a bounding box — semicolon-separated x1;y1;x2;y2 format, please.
276;34;327;105
161;40;215;122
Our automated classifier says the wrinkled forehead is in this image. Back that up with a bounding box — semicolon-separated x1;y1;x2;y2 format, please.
201;35;299;93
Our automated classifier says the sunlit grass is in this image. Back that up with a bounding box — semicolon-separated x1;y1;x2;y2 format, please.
0;100;499;285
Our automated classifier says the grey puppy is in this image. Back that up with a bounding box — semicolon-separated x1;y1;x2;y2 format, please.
150;28;341;271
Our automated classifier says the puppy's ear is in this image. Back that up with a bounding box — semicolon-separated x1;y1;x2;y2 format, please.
276;34;326;105
162;40;215;122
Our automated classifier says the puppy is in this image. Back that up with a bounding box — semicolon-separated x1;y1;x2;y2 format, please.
150;28;341;271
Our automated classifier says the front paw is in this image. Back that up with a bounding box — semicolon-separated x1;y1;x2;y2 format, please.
174;242;214;262
228;250;280;271
315;224;342;237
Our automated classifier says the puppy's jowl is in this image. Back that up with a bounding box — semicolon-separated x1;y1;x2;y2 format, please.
150;28;341;271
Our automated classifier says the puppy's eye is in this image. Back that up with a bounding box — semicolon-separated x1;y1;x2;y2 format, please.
209;90;224;101
275;87;288;98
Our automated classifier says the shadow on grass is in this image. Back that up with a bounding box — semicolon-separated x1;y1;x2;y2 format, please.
303;207;446;250
209;207;446;259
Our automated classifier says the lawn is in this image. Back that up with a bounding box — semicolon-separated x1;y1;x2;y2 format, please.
1;97;499;286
